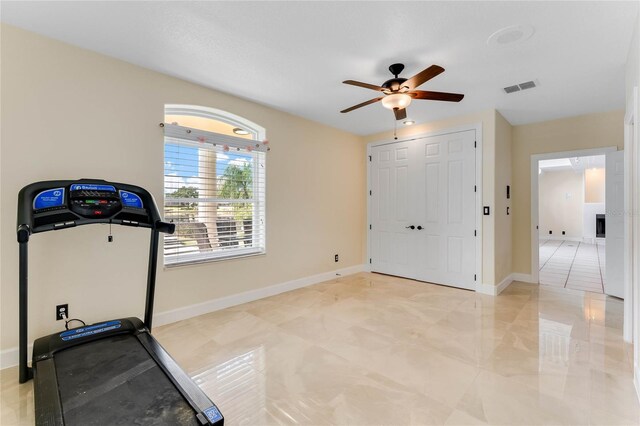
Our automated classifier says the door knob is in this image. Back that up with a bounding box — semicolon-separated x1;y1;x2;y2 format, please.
405;225;415;230
417;226;423;230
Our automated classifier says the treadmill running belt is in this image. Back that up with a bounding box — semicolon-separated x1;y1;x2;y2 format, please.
54;334;200;425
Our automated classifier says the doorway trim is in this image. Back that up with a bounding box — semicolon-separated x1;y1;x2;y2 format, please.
623;87;637;348
366;122;483;292
530;146;618;285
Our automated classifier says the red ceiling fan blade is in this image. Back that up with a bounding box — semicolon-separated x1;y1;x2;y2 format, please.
393;108;407;120
343;80;385;92
409;90;464;102
403;65;445;90
340;97;384;113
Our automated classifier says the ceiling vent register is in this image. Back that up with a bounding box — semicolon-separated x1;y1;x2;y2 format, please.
503;80;537;94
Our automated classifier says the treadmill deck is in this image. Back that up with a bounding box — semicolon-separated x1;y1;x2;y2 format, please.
52;334;199;425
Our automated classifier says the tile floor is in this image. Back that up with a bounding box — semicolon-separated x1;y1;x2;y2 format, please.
1;272;638;425
539;240;606;293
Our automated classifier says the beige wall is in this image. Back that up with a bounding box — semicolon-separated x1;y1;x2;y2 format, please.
0;25;365;352
539;169;584;238
363;109;502;285
584;167;605;203
511;110;624;275
494;111;512;284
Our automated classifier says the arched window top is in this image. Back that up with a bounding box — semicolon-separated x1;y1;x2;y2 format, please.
165;104;266;141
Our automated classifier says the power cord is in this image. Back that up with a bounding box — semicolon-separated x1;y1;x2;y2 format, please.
60;311;86;330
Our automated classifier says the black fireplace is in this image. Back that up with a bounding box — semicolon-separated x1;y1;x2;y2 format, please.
596;214;606;238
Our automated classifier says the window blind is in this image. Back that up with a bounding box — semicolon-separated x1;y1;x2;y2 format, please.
162;123;267;266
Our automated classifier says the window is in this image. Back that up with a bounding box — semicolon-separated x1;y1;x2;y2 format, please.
162;105;267;266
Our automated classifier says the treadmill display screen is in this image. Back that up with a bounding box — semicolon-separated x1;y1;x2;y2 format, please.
63;184;145;218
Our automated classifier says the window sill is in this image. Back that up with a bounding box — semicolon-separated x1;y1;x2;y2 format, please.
163;248;266;269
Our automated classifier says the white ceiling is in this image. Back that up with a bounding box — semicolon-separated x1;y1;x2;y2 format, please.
1;1;637;136
539;155;606;172
539;158;574;170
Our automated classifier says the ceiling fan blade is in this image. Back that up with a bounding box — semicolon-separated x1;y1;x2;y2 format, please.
409;90;464;102
394;108;407;120
343;80;385;92
403;65;445;90
340;97;384;113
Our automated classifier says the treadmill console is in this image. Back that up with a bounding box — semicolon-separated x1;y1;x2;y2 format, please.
26;180;152;233
69;184;123;218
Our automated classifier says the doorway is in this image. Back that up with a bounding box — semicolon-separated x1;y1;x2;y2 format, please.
531;147;624;298
537;155;607;293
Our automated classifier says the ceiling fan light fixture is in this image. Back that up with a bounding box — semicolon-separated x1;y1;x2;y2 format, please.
403;120;415;126
381;93;412;110
341;63;462;117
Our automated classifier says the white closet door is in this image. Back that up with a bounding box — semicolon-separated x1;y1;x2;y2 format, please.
413;130;476;289
605;150;624;298
370;130;476;290
370;141;420;279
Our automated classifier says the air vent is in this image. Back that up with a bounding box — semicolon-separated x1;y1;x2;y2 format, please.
518;80;536;90
503;80;537;94
503;85;520;94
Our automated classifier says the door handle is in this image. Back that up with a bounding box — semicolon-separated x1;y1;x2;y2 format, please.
405;225;415;230
417;226;423;230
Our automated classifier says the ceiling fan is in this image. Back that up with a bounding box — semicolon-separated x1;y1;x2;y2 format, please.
340;63;464;120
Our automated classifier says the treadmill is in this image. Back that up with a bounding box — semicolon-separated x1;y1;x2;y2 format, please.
17;179;224;425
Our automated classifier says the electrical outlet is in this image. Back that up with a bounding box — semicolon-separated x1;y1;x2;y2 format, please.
334;254;339;263
56;304;68;321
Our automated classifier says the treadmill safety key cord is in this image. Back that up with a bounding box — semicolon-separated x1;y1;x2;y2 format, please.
108;221;113;242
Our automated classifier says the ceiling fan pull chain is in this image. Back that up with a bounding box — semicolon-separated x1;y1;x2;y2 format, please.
394;119;398;140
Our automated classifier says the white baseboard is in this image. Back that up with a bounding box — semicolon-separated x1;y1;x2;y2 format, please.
511;273;536;284
539;236;583;242
0;344;33;372
154;264;364;327
0;264;365;370
496;274;514;294
476;273;514;296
